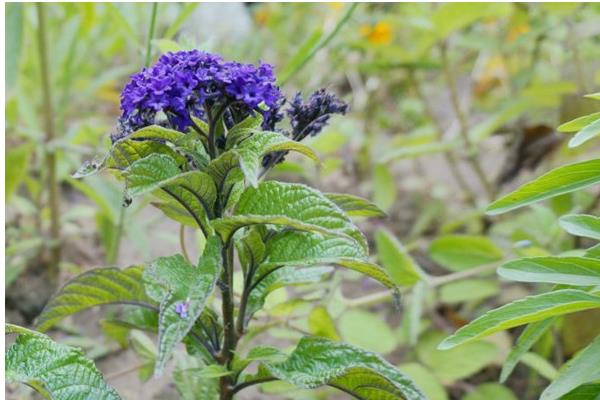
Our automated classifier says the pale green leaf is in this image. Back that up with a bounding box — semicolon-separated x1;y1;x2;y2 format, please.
398;363;448;400
6;325;120;399
143;236;222;375
500;318;556;383
498;257;600;286
429;235;503;272
254;336;425;399
558;112;600;133
375;229;423;287
6;4;23;91
373;163;397;212
308;306;340;341
325;193;386;217
463;383;516;400
569;119;600;148
35;266;150;332
439;279;499;304
521;352;559;381
560;214;600;240
439;290;600;349
486;160;600;215
339;309;398;354
541;335;600;400
174;355;219;400
6;143;32;200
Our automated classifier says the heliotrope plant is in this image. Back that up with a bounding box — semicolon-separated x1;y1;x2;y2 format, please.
6;51;425;400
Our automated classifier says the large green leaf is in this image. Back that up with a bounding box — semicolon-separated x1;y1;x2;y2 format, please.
498;257;600;286
559;214;600;240
234;131;319;186
541;335;600;400
500;318;556;383
558;112;600;133
375;229;424;287
325;193;386;217
428;235;503;272
206;151;245;212
569;119;600;148
123;153;182;196
213;182;367;250
143;236;222;375
6;324;120;399
439;290;600;349
486;159;600;215
225;114;263;149
339;309;398;354
259;231;396;289
109;138;186;170
252;336;425;399
36;266;150;332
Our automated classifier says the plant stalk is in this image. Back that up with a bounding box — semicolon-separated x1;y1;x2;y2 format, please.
36;3;61;274
145;3;158;68
219;242;236;400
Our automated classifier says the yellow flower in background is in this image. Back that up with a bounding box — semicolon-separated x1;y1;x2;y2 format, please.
327;2;344;11
361;21;392;45
506;23;530;43
254;7;270;27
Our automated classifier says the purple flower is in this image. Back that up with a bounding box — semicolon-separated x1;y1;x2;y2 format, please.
175;301;189;319
287;89;348;141
117;50;283;138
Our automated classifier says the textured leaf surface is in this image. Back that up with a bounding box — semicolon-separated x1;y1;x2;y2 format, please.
214;182;367;250
6;325;120;399
559;214;600;240
541;335;600;400
143;236;222;375
325;193;386;217
235;132;319;186
428;235;503;272
255;336;425;399
500;318;556;382
206;151;245;212
225;114;263;148
498;257;600;286
36;266;150;332
375;229;423;287
486;159;600;215
124;154;181;196
439;290;600;349
259;231;395;289
109;138;186;170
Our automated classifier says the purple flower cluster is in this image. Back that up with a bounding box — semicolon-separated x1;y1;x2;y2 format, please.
117;50;282;138
287;89;348;141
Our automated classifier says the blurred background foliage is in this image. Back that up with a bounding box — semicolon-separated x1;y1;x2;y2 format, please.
5;3;600;399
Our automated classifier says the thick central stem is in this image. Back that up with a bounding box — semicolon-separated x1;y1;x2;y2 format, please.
219;238;237;399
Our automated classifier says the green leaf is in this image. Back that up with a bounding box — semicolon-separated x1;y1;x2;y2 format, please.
6;324;120;399
259;230;396;289
439;290;600;349
235;132;319;186
339;309;398;354
35;266;150;332
325;193;386;217
559;384;600;400
417;331;497;383
6;143;32;200
558;112;600;133
109;137;186;170
245;266;332;322
6;4;23;91
375;229;424;287
585;93;600;100
130;330;157;382
486;159;600;215
174;355;219;400
308;306;340;341
127;125;187;143
569;119;600;148
214;182;367;250
206;151;245;212
143;236;222;375
253;336;425;399
541;335;600;400
429;235;503;272
498;257;600;286
500;318;556;383
373;163;397;212
560;214;600;240
124;154;182;196
439;279;499;304
398;363;448;400
521;352;559;381
463;383;516;400
225;114;264;149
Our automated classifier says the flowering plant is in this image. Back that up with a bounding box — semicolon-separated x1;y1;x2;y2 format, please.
9;51;425;400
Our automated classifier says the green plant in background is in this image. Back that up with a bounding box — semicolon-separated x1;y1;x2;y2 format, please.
6;47;428;400
440;94;600;400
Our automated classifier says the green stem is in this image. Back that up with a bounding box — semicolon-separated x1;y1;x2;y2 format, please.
440;43;495;202
107;205;126;265
145;3;158;67
36;3;61;274
279;3;358;85
219;242;236;400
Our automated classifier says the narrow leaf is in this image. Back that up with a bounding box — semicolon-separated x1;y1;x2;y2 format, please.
486;159;600;215
439;290;600;349
375;229;424;287
569;119;600;148
325;193;386;217
429;235;503;272
498;257;600;286
558;112;600;133
559;214;600;240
